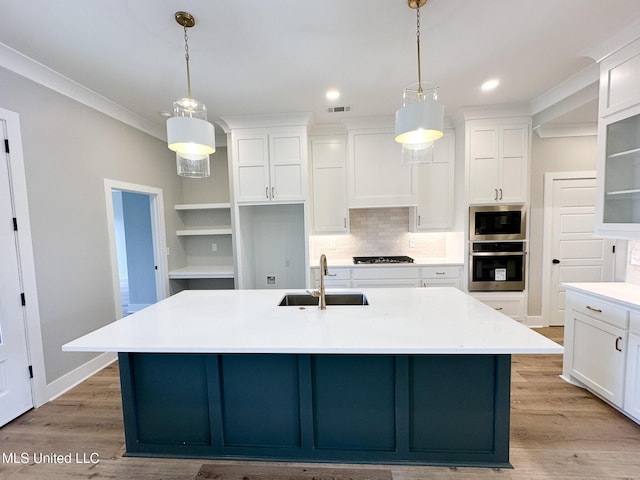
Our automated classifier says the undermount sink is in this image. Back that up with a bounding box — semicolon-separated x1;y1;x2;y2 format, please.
278;293;369;307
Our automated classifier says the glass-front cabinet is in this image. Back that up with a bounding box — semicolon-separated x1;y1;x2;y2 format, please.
595;37;640;238
602;112;640;225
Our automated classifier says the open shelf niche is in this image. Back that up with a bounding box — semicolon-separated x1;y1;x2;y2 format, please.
169;148;235;293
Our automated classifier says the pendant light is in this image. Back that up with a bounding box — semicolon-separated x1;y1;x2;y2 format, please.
395;0;444;164
166;11;215;178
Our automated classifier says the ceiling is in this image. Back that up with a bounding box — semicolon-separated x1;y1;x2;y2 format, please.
2;0;640;139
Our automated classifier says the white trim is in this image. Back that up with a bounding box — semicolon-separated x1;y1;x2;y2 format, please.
45;352;116;402
541;171;596;328
103;179;170;319
530;64;599;116
0;107;48;407
0;42;165;141
526;315;544;328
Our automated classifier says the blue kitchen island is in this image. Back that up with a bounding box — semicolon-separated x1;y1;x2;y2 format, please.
63;288;562;467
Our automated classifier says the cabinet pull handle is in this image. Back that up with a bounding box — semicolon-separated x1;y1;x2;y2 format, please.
494;188;498;201
265;187;269;199
418;215;421;226
343;218;347;228
494;307;503;311
436;272;445;275
586;305;602;313
615;336;623;352
499;188;503;200
272;186;275;198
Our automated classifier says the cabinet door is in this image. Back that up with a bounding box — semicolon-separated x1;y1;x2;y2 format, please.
235;133;270;203
270;134;305;202
624;332;640;421
311;137;348;233
348;129;416;208
569;311;626;406
415;133;454;230
468;127;500;204
352;279;422;288
499;126;528;203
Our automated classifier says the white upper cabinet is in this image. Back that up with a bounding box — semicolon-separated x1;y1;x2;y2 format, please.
595;38;640;238
467;123;529;204
412;130;455;231
347;127;417;208
224;117;310;205
311;136;348;233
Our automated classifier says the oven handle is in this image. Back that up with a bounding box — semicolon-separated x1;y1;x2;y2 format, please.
470;251;526;256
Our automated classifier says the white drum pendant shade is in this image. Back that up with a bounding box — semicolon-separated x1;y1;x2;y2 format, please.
395;97;444;145
167;116;215;156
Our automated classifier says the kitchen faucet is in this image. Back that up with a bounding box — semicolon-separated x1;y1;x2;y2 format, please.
310;253;334;309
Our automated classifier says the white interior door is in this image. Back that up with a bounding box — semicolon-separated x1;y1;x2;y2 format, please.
0;119;33;426
544;175;615;326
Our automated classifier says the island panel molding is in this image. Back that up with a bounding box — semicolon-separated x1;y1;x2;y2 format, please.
118;351;511;466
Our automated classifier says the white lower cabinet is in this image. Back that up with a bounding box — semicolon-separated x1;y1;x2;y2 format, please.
421;266;460;289
624;312;640;421
471;292;526;323
310;264;462;289
563;286;640;424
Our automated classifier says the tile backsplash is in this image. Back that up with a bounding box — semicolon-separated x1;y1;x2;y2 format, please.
627;240;640;285
309;207;463;261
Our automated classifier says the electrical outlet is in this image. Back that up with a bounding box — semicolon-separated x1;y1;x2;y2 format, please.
631;249;640;266
409;239;416;248
211;243;217;252
329;241;336;250
266;275;276;286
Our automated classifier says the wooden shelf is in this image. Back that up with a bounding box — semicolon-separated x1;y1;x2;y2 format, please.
168;266;235;279
176;227;232;236
175;203;231;211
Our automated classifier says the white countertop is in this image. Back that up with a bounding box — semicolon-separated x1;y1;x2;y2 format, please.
63;288;562;355
311;258;464;267
563;282;640;309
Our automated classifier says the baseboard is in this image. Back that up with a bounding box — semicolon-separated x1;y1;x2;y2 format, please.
43;352;117;404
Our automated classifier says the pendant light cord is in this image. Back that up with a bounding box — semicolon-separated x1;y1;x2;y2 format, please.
416;5;423;97
184;26;192;100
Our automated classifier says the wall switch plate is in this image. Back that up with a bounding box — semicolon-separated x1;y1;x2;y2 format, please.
211;243;217;252
266;275;276;286
409;239;416;248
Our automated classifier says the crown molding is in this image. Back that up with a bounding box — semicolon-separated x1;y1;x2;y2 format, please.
0;42;165;141
581;19;640;63
218;112;313;132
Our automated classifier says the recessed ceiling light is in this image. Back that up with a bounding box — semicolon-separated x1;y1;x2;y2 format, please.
325;89;340;101
481;79;500;91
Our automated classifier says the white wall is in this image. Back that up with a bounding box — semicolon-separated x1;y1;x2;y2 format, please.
0;67;183;388
528;133;597;317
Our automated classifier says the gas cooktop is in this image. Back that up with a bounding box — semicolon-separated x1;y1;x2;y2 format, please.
352;256;415;264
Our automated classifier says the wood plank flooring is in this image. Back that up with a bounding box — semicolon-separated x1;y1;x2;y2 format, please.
0;327;639;480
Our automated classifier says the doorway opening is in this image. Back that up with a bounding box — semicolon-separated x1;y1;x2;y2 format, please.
104;181;169;318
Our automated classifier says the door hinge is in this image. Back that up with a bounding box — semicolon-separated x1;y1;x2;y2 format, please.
21;292;26;306
13;217;18;231
4;139;9;154
28;365;33;379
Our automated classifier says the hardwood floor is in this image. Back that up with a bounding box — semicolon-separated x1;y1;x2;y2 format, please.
1;327;639;479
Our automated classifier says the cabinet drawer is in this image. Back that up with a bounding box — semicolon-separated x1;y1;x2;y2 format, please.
421;266;460;279
352;267;420;280
567;292;629;330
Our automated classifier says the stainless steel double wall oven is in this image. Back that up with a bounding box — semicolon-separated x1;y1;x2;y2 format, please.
469;205;526;291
